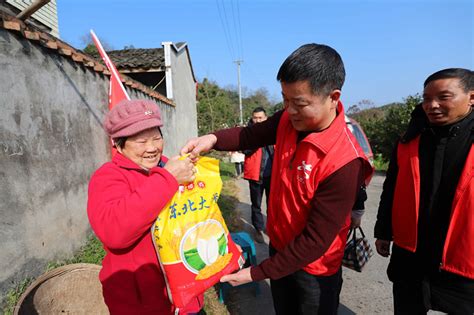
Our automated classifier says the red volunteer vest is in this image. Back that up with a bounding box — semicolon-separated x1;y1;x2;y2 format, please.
392;136;474;279
243;148;262;181
267;102;372;276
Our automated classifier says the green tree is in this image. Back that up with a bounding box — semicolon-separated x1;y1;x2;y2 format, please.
242;88;272;124
197;79;238;135
196;80;279;134
80;33;114;56
357;94;421;161
268;102;284;115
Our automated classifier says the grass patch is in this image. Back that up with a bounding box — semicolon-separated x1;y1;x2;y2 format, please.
373;154;389;172
3;159;240;315
218;161;242;232
2;278;33;315
203;286;229;315
219;159;237;181
46;235;105;270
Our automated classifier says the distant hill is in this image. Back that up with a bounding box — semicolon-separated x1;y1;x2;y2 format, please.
348;102;403;121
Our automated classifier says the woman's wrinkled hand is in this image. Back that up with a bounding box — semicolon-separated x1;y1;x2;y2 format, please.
164;156;196;184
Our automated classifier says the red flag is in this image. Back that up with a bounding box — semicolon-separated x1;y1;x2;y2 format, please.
90;29;130;109
90;30;129;157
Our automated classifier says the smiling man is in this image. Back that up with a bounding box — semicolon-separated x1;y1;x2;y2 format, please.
374;68;474;314
181;44;373;315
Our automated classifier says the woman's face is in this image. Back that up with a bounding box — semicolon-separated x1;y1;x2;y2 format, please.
117;127;164;170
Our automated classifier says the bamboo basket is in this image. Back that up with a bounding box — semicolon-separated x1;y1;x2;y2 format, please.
14;263;108;315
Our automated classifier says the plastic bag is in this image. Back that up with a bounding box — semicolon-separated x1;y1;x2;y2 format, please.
152;157;244;309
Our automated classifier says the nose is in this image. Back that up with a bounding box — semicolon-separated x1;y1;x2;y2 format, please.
424;100;440;110
286;104;298;115
144;140;158;152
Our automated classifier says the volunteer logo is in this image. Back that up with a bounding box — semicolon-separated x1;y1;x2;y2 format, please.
297;161;312;182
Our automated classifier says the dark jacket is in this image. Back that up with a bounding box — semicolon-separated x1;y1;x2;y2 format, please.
374;105;474;280
243;146;274;182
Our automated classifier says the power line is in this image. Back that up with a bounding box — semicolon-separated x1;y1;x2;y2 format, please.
216;0;246;125
235;0;244;60
230;0;243;59
220;0;238;59
215;0;235;60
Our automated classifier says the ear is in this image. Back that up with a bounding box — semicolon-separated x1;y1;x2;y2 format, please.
115;143;123;154
469;90;474;106
329;89;341;108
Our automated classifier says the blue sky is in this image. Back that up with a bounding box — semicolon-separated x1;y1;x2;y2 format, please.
57;0;473;107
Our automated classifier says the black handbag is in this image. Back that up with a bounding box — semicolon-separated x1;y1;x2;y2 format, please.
342;226;373;272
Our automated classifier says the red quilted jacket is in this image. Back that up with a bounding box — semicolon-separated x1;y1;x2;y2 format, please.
87;153;203;314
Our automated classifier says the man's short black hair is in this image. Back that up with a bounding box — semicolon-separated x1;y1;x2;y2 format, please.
276;43;345;96
424;68;473;92
252;107;266;114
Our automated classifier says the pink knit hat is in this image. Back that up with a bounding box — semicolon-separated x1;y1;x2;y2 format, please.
104;99;163;138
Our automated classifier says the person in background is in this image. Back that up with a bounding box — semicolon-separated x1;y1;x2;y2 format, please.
374;68;474;314
181;43;373;315
229;150;245;178
87;99;202;315
243;107;274;243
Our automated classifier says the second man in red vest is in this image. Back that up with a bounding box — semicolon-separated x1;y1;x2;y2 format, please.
243;107;274;243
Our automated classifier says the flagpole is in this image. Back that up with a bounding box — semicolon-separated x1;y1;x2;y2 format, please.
90;30;130;103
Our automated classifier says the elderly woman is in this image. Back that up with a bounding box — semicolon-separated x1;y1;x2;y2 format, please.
87;99;203;314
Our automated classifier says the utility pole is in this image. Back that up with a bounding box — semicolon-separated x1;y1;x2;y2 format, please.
234;60;243;125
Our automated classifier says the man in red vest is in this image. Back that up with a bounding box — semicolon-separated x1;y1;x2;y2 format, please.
182;43;372;314
243;107;274;243
374;68;474;314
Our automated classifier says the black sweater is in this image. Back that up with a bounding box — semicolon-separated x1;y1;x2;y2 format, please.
374;105;474;278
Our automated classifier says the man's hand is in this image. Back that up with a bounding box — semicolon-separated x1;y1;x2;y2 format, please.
235;244;242;253
220;267;252;286
375;239;391;257
350;216;362;228
180;134;218;160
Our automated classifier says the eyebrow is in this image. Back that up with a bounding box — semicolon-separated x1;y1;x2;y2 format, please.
423;90;454;97
437;90;454;94
281;93;307;101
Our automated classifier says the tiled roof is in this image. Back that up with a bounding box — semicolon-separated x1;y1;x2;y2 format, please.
0;12;174;106
105;42;186;71
107;48;165;71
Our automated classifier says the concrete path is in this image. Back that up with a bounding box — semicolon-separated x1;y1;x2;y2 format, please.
224;179;275;315
225;174;445;315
